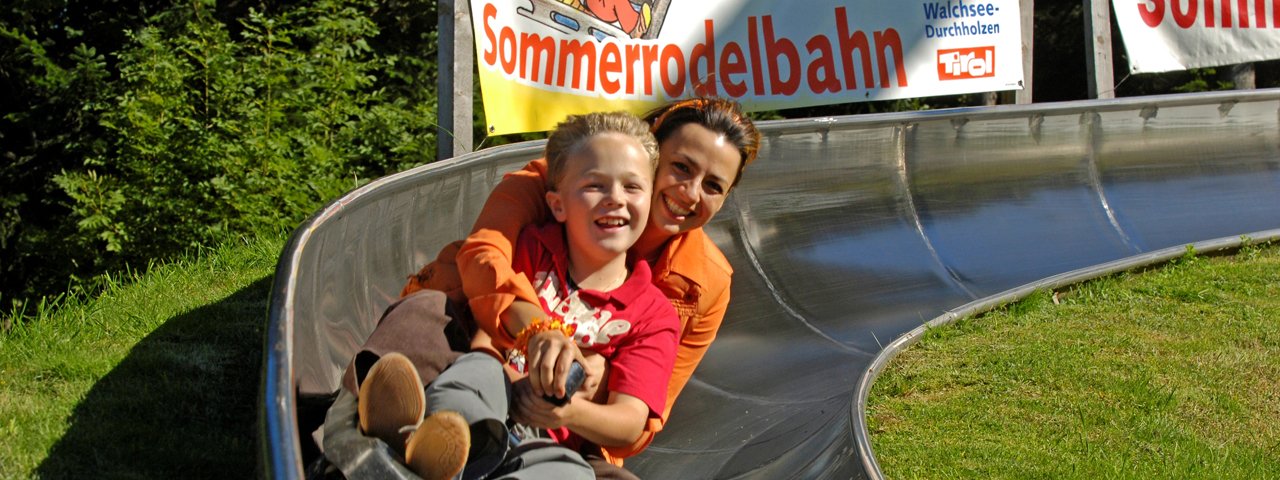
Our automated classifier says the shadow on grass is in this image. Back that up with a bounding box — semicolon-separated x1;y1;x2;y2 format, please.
36;275;273;478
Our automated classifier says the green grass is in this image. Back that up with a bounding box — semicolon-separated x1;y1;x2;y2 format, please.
0;234;283;479
867;242;1280;479
4;235;1278;479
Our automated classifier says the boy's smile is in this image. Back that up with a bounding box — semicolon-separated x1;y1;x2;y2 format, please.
546;132;654;285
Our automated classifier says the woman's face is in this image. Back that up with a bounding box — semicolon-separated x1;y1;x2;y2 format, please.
647;122;743;238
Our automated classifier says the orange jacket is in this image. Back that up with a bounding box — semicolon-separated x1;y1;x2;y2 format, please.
402;158;733;464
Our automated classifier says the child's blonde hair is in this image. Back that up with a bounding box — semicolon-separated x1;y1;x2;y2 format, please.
544;111;659;190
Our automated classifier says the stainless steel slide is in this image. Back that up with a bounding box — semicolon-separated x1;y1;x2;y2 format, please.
262;90;1280;479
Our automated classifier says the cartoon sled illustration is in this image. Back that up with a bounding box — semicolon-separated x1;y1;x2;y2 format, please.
517;0;672;41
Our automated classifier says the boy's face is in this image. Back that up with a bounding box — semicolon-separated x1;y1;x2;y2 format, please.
546;132;653;264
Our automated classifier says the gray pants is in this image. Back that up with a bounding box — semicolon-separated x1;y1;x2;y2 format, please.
431;352;593;480
321;291;602;480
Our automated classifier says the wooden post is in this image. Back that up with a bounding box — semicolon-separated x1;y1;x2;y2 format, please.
437;0;475;161
1232;63;1256;90
1016;0;1034;104
986;0;1035;106
1083;0;1114;99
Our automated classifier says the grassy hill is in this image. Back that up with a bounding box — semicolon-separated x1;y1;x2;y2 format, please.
2;235;1276;478
0;235;283;478
868;241;1280;479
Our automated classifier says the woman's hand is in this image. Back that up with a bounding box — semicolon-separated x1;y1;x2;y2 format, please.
525;329;585;399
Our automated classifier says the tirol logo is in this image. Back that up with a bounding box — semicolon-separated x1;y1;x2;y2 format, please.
937;47;995;80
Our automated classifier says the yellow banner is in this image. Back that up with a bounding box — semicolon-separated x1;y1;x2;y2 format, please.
477;69;667;135
471;0;1025;135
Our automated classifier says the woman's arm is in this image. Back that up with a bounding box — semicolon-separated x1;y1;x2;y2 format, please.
457;158;552;349
399;158;550;308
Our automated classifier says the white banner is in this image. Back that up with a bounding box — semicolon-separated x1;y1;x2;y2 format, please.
1112;0;1280;73
471;0;1025;134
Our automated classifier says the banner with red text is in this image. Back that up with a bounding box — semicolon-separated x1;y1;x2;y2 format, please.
1112;0;1280;73
471;0;1024;134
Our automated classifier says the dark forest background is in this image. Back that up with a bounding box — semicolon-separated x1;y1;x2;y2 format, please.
3;0;1277;314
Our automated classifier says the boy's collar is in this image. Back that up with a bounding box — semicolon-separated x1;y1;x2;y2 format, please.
530;222;651;305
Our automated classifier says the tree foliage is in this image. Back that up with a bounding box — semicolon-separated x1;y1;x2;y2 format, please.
2;0;1274;314
2;0;439;310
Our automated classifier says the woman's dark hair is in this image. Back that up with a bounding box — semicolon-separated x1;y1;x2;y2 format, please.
643;98;761;188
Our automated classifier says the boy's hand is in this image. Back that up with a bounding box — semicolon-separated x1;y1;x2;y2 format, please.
513;378;650;448
579;351;607;400
510;376;582;429
525;330;584;399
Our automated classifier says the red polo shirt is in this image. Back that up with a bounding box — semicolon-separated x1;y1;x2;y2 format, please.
508;222;679;421
402;157;735;464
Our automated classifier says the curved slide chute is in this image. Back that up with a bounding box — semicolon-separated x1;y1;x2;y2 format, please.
262;90;1280;479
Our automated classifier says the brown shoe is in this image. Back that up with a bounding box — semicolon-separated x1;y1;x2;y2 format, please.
357;352;425;456
404;410;470;480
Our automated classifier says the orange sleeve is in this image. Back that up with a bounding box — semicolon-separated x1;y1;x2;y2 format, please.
457;157;552;351
601;275;729;461
400;240;465;302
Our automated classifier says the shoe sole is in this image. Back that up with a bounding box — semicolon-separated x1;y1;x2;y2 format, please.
357;352;425;455
405;410;470;480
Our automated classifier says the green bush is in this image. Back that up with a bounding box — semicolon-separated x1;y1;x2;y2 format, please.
3;0;439;310
2;14;116;309
2;0;1266;315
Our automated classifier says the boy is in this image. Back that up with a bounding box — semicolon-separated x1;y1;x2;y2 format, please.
357;111;680;480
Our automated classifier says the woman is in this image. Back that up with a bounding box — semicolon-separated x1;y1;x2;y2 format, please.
353;98;760;476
